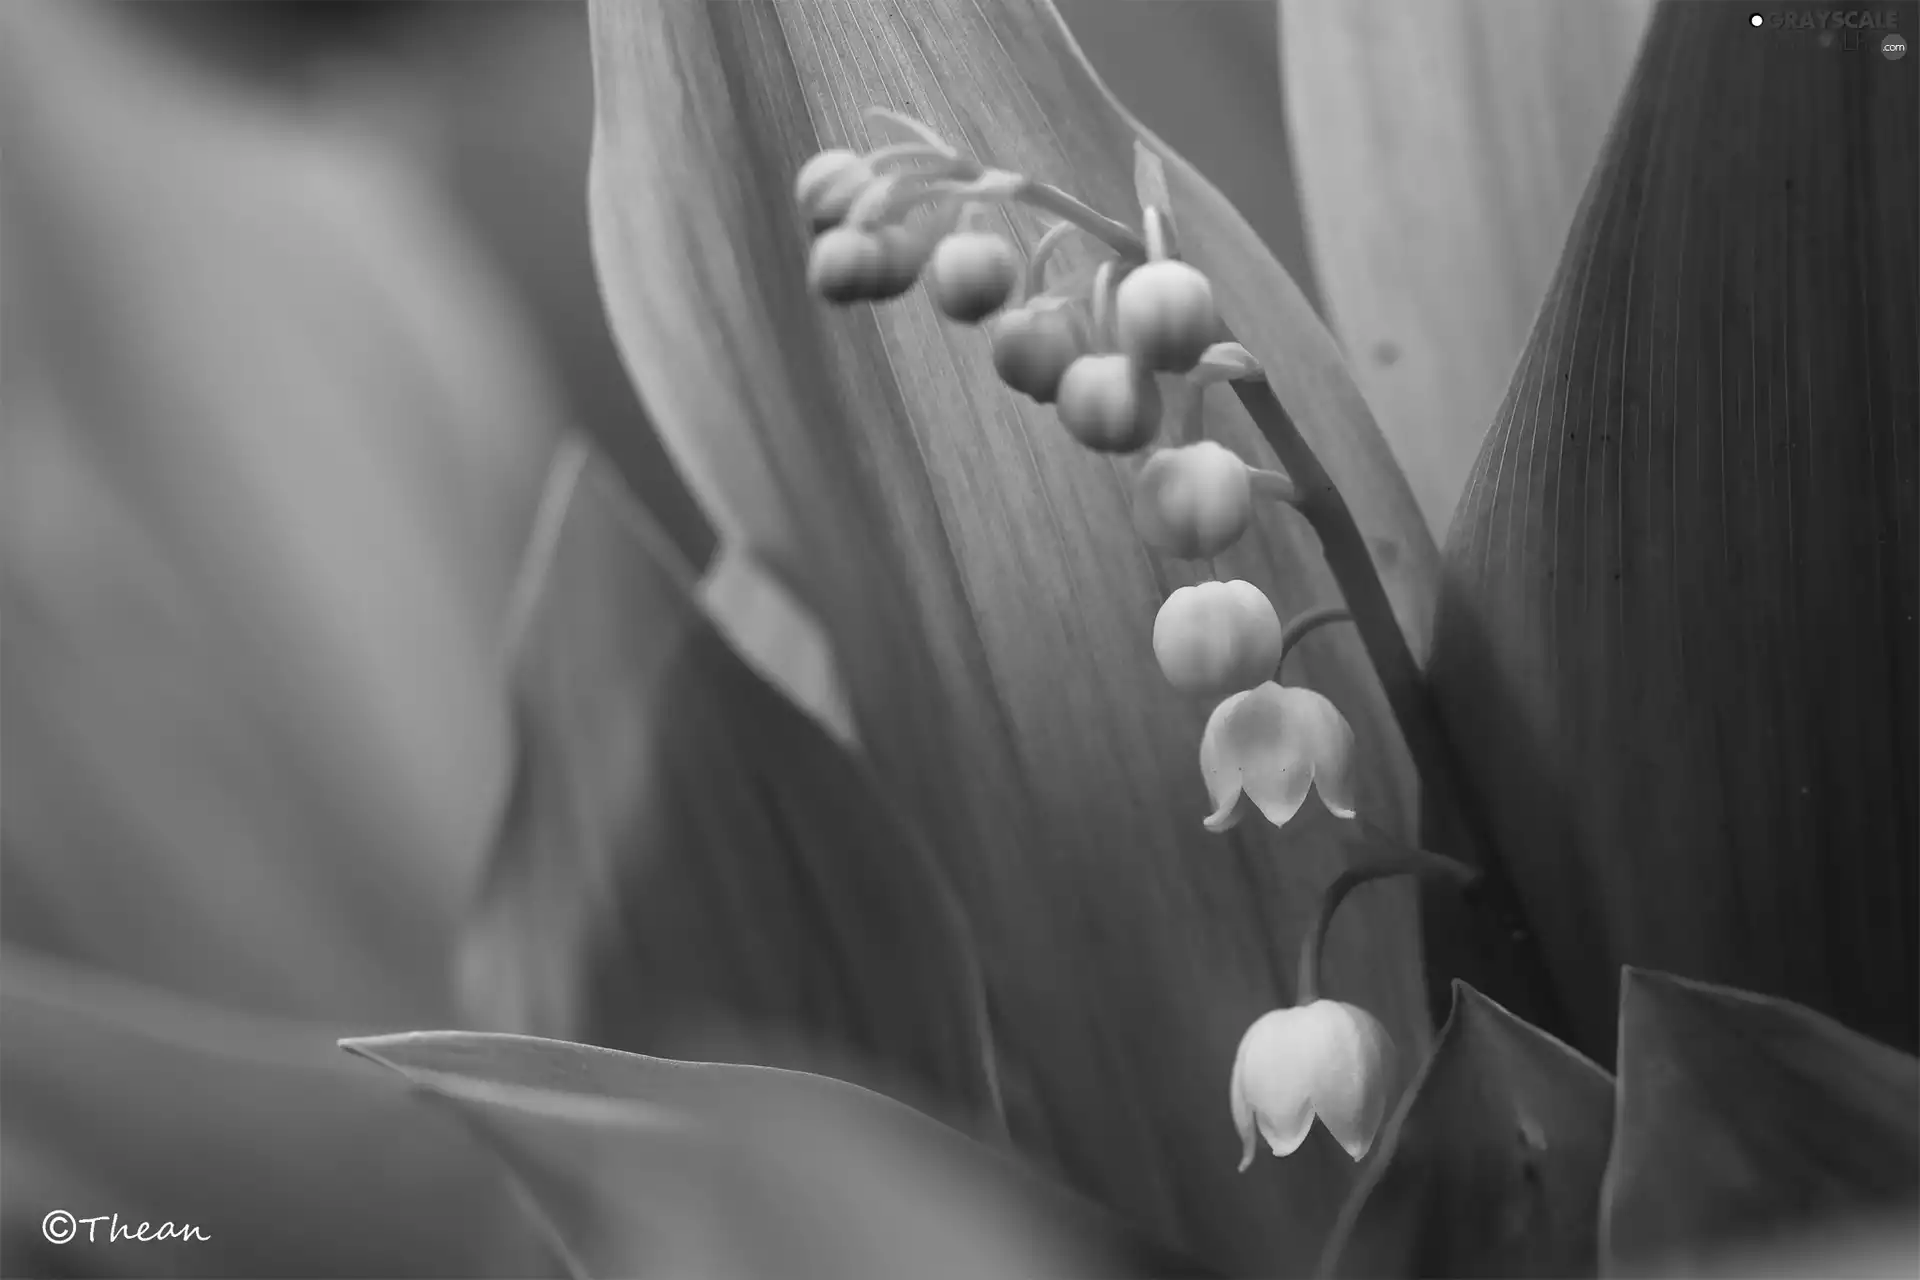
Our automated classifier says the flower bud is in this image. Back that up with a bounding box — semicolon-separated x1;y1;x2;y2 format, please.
988;301;1084;403
1231;1000;1396;1167
1151;579;1282;699
1132;442;1253;559
807;226;926;305
926;231;1019;324
1114;260;1218;374
795;149;875;233
1055;354;1161;453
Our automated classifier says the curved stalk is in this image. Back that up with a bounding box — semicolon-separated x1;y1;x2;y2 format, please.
1009;179;1146;259
1276;606;1351;675
1231;377;1570;1035
1297;839;1480;1003
1024;220;1085;300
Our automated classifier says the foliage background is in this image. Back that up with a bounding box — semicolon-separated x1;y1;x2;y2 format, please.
3;2;1909;1278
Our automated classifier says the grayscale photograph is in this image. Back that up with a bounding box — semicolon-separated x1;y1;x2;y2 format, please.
2;2;1915;1277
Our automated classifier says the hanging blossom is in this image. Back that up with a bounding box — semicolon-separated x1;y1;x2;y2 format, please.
1230;999;1396;1166
1200;682;1357;833
789;108;1465;1188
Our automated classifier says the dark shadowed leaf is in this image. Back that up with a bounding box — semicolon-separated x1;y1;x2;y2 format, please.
1318;981;1615;1279
342;1030;1220;1280
459;441;998;1125
1634;1208;1920;1279
1600;968;1920;1276
1429;0;1919;1062
582;1;1440;1267
0;949;551;1278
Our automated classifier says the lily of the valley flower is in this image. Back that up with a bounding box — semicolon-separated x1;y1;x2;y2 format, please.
1231;999;1396;1167
1200;681;1358;832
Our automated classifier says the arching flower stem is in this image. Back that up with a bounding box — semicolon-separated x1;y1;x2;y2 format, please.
1297;836;1480;1003
1232;379;1571;1037
1276;605;1352;674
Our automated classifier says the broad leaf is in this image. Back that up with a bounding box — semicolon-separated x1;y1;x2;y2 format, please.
1318;981;1615;1279
1600;968;1920;1275
342;1030;1219;1280
1;4;564;1273
1280;0;1654;540
1429;0;1919;1061
0;0;553;1024
582;1;1441;1267
1054;0;1323;317
460;441;999;1123
1;949;549;1278
1636;1209;1919;1279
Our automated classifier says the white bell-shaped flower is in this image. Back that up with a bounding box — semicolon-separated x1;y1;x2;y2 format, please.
1231;1000;1396;1167
1200;682;1357;833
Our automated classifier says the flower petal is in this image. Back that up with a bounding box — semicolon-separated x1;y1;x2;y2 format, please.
1217;685;1318;830
1204;793;1250;834
1199;689;1254;827
1230;1039;1257;1173
1279;685;1360;820
1307;1002;1397;1163
1233;1008;1325;1162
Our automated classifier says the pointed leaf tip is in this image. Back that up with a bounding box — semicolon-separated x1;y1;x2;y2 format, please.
1319;981;1614;1278
1602;968;1920;1275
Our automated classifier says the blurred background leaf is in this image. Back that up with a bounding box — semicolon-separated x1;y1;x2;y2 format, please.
1601;969;1920;1277
0;0;581;1271
1281;0;1654;541
1056;0;1322;315
2;950;550;1278
1429;0;1918;1062
1641;1208;1920;1280
344;1030;1220;1280
1319;982;1615;1279
459;440;999;1120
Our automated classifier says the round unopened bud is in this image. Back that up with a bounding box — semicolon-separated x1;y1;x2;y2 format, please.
988;302;1085;403
808;226;926;305
926;232;1019;324
1114;261;1218;374
1133;442;1253;559
1055;355;1161;453
795;149;875;233
1152;579;1284;699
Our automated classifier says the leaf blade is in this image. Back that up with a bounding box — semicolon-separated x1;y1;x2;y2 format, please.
1280;0;1655;541
580;1;1439;1269
1601;968;1920;1276
1429;0;1920;1062
343;1030;1221;1280
462;441;1002;1124
1318;981;1616;1279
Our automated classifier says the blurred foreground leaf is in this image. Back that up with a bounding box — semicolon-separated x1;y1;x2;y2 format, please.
1430;0;1919;1061
1280;0;1654;540
1;949;550;1278
1;5;567;1274
1646;1208;1920;1280
1319;982;1615;1279
583;0;1444;1267
0;0;555;1022
343;1030;1218;1280
1600;968;1920;1276
460;442;998;1122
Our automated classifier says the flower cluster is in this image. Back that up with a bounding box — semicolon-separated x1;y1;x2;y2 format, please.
796;112;1388;1167
795;116;1359;839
